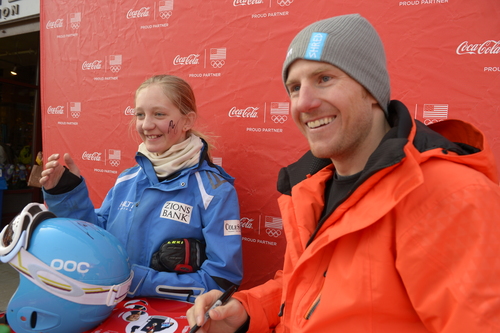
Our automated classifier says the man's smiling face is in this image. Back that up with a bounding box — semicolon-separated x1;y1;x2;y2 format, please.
286;59;379;164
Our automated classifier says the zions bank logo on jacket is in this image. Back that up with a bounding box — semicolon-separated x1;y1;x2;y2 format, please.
161;201;192;224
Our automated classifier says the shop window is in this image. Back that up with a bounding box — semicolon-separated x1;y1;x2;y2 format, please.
0;30;41;226
0;81;37;189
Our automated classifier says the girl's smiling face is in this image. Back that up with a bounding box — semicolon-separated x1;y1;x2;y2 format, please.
134;84;195;154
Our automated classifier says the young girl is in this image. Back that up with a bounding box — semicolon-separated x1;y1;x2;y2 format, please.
40;75;243;302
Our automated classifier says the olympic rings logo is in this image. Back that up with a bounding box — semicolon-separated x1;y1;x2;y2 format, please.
160;11;172;19
266;228;282;237
211;60;225;68
424;118;444;125
71;23;80;30
277;0;293;6
71;112;80;118
109;159;120;167
110;65;121;73
271;115;287;124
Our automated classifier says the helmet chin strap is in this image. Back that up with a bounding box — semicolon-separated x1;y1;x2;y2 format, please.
10;244;133;307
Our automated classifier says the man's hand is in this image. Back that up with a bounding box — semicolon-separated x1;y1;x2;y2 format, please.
187;290;249;333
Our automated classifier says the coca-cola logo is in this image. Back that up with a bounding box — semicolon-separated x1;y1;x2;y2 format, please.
82;60;103;70
46;19;63;29
124;106;135;115
126;7;150;19
173;54;200;65
82;151;102;161
240;217;254;229
228;107;259;118
233;0;264;5
456;40;500;55
47;106;64;114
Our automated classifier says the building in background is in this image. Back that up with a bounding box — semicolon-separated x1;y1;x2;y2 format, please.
0;0;42;227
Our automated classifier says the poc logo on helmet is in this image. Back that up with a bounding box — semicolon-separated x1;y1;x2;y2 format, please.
51;259;91;273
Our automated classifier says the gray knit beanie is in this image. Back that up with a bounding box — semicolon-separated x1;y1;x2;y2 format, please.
282;14;390;116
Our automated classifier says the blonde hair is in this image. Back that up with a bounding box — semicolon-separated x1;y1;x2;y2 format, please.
133;75;213;157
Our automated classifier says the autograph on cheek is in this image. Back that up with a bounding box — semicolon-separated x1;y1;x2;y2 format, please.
167;120;179;134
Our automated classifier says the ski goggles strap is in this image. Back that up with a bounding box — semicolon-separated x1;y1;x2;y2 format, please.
9;247;133;306
0;203;56;263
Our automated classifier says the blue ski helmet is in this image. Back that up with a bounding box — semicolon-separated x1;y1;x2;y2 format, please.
0;203;132;333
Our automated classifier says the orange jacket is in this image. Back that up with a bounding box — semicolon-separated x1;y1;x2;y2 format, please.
235;101;500;332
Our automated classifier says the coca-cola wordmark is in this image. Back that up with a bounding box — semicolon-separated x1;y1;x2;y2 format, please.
127;7;150;19
456;40;500;55
233;0;264;6
46;19;63;29
240;217;254;229
173;54;200;65
228;107;259;118
82;151;102;161
47;106;65;114
124;106;135;115
82;60;103;70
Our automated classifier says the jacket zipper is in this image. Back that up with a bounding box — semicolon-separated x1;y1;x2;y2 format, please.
278;303;285;317
304;270;326;320
304;293;321;320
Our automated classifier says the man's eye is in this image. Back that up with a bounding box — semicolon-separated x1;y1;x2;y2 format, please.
135;112;144;118
290;85;300;92
321;76;331;83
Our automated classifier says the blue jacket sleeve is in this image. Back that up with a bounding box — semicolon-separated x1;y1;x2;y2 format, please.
42;177;110;229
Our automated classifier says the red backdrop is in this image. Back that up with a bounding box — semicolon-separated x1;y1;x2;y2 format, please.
40;0;500;289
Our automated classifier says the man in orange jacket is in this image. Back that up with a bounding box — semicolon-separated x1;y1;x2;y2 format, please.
187;14;500;333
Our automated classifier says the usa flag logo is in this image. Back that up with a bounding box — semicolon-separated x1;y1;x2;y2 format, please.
210;48;226;68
